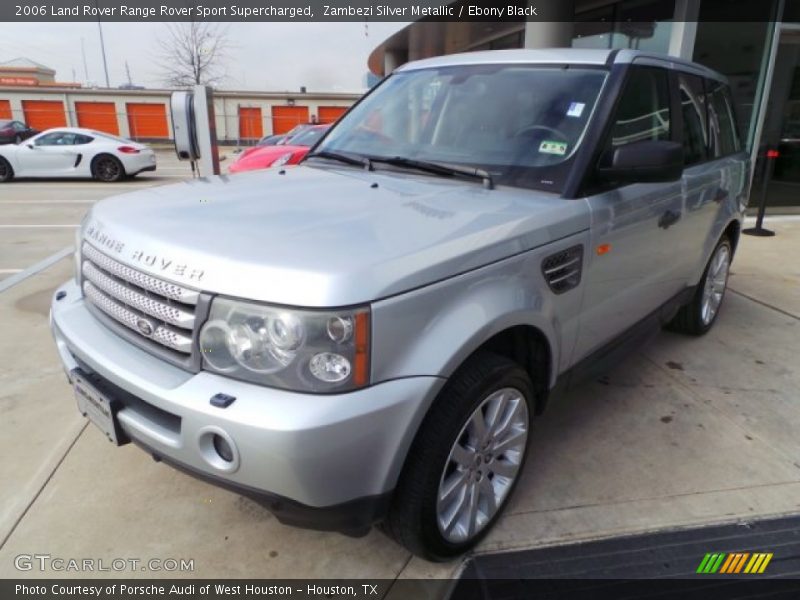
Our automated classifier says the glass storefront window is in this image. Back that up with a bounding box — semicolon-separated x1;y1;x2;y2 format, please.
572;0;674;53
692;1;778;151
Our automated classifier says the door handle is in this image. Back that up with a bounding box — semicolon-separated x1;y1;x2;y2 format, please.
658;209;681;229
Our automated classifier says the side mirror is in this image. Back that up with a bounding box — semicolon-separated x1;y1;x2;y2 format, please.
26;144;35;149
597;140;683;184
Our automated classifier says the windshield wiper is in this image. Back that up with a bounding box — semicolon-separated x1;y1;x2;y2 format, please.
367;156;494;190
304;150;372;170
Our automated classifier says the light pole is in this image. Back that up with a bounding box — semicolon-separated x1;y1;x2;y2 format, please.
96;1;110;87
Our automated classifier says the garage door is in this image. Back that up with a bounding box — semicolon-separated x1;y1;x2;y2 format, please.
22;100;66;130
318;106;348;124
126;103;168;139
0;100;11;120
75;102;119;135
238;107;263;140
272;105;309;135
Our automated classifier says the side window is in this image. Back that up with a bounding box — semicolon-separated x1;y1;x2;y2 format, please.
607;66;671;149
74;134;94;145
678;73;708;166
12;122;26;131
34;132;64;146
707;80;740;157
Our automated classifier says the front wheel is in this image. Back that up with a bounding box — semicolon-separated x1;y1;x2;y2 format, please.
667;237;732;335
0;157;14;182
382;352;534;560
92;155;125;182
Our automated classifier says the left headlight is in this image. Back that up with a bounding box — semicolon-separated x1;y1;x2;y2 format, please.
199;297;370;393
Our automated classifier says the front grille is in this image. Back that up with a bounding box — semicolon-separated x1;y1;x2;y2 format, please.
81;242;199;357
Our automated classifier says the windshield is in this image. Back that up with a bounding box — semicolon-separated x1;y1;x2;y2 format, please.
316;64;608;192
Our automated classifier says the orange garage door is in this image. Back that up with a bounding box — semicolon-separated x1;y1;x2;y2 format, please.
22;100;66;130
318;106;348;124
238;107;263;140
126;103;168;139
271;105;309;135
0;100;11;119
75;102;119;135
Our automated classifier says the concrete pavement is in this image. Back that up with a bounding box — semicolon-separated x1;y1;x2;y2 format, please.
0;164;798;581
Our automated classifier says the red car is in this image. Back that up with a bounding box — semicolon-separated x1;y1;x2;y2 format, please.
228;125;329;174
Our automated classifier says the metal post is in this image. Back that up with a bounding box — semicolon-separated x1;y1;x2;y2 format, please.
743;149;777;237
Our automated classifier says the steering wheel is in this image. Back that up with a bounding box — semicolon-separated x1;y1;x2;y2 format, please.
513;124;568;142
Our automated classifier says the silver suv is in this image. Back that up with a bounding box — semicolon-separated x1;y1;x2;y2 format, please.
50;49;747;560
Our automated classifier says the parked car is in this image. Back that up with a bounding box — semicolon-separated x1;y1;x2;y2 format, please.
256;133;284;146
51;49;746;560
0;119;38;144
0;128;156;182
228;124;329;173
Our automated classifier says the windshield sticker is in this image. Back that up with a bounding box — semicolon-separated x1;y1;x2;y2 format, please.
566;102;586;118
539;140;568;156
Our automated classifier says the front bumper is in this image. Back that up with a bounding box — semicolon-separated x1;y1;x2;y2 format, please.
51;280;444;533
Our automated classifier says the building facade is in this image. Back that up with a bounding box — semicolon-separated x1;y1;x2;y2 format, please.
369;0;800;210
0;84;358;144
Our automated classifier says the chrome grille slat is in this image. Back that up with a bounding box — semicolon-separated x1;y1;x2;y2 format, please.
83;282;193;354
82;261;195;329
81;243;199;357
543;256;581;275
82;242;199;305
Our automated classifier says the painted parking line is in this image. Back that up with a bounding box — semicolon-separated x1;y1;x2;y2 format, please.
0;224;79;228
0;269;23;274
0;246;73;294
0;200;96;204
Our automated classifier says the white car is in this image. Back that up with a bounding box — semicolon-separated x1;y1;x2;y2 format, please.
0;127;156;183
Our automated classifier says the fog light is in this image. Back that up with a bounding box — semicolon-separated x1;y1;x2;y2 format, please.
309;352;351;383
212;434;234;463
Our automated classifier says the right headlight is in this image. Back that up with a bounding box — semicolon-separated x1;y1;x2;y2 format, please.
199;296;370;393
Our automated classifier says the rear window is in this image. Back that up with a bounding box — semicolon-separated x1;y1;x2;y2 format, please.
706;80;741;157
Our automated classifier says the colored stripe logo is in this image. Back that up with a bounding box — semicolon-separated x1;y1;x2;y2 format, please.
697;552;773;574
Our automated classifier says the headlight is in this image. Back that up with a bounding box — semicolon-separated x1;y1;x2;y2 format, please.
199;297;370;393
271;152;293;168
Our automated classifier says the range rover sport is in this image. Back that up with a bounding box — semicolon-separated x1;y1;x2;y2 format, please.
50;49;747;560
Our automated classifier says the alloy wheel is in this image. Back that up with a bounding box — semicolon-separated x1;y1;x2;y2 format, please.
96;158;121;181
436;387;529;543
701;243;730;326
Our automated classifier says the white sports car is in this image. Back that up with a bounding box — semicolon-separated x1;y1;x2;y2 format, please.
0;127;157;183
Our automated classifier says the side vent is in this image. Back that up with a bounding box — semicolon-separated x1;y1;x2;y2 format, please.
541;245;584;294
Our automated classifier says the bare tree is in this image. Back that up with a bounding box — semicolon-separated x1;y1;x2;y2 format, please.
156;22;231;88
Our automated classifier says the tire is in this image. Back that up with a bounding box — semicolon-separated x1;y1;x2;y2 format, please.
382;351;535;560
0;157;13;182
92;154;125;182
667;237;732;336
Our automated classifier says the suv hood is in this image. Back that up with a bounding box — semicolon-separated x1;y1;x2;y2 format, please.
84;165;589;306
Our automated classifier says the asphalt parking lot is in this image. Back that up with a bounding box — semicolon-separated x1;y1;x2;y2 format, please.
1;154;799;584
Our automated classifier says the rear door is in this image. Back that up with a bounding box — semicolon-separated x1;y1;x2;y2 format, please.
574;65;688;361
674;71;727;283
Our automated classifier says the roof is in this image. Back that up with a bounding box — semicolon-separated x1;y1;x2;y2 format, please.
0;57;55;73
397;48;727;81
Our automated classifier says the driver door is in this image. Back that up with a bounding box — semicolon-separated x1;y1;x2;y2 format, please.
19;131;79;175
573;65;688;363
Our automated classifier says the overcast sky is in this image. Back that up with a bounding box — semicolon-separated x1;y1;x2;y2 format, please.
0;21;408;92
